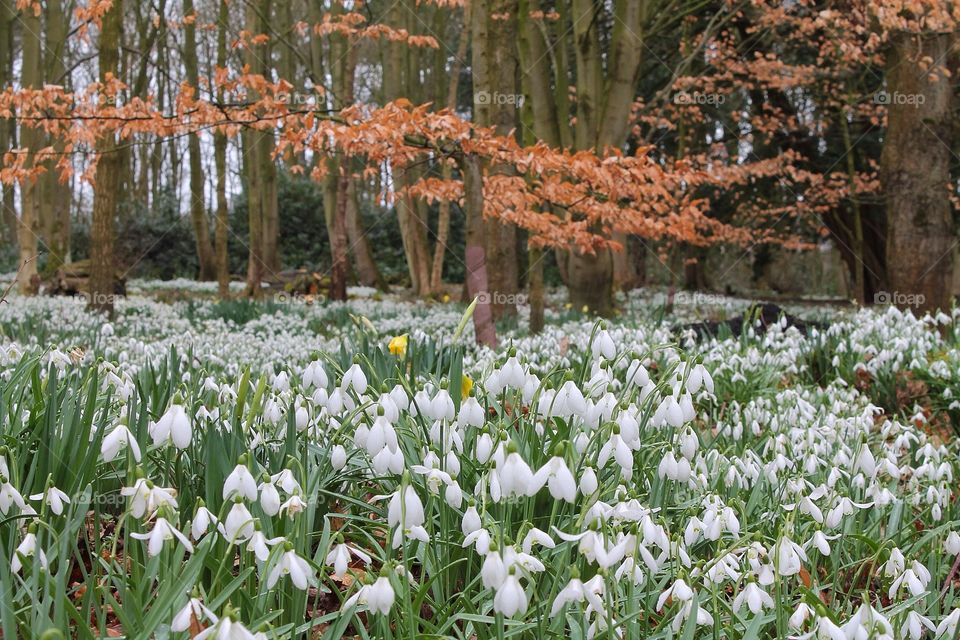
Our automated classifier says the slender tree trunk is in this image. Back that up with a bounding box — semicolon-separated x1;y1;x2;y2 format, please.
346;176;388;291
882;31;955;314
429;2;471;293
0;2;17;246
41;0;70;272
16;6;42;294
183;0;216;280
463;154;497;347
215;0;230;296
471;0;520;317
89;0;123;313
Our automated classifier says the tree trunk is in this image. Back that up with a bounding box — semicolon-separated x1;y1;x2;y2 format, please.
471;0;520;317
41;0;70;272
346;177;388;291
16;6;42;294
183;0;216;280
0;2;14;246
214;0;230;296
89;0;123;314
881;32;955;314
463;154;497;347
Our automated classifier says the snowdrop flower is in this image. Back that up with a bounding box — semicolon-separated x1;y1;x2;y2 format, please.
278;494;307;518
0;479;27;515
258;478;281;516
219;501;256;543
533;456;577;502
343;575;395;615
591;330;616;361
901;611;934;640
493;573;527;617
462;505;482;535
789;602;814;630
579;467;599;495
29;486;70;516
101;423;142;462
120;479;178;519
341;363;368;395
774;536;807;576
656;578;694;612
191;504;218;540
331;444;347;470
171;597;217;633
326;542;373;578
387;483;428;549
937;609;960;638
945;531;960;556
223;463;258;502
247;527;284;561
131;517;194;557
11;530;46;573
457;397;485;428
149;403;192;449
267;546;314;590
194;616;265;640
732;582;773;615
497;450;541;499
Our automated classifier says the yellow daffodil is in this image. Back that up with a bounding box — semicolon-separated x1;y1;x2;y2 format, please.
461;375;474;398
388;334;408;357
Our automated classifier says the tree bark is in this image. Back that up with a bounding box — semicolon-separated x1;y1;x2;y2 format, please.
183;0;216;280
41;0;70;272
214;0;230;296
881;32;955;314
463;154;497;347
89;0;123;314
16;5;42;294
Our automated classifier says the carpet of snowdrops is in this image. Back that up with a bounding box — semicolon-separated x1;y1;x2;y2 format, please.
2;281;960;639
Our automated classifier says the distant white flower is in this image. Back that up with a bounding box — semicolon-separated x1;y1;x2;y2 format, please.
149;404;192;449
131;517;194;557
101;424;141;462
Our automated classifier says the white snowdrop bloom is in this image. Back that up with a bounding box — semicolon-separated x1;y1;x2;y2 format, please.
532;456;577;502
481;551;506;588
463;528;492;556
343;576;395;615
807;530;839;556
267;548;314;590
457;397;485;427
100;423;142;462
11;532;46;573
789;602;814;630
272;371;290;393
444;481;463;508
223;464;258;502
625;359;649;387
852;443;876;477
521;528;555;554
946;531;960;556
889;561;931;598
193;616;265;640
554;380;586;417
219;501;256;543
476;433;495;464
580;467;599;496
774;536;807;576
270;469;301;495
247;529;284;561
937;609;960;638
387;485;427;548
340;364;368;395
258;479;281;516
301;361;328;390
430;389;455;421
131;517;194;557
278;495;307;518
500;356;526;389
191;505;218;540
679;428;698;461
29;486;70;516
493;573;527;617
149;404;192;449
294;405;309;431
591;330;616;361
326;542;373;578
843;603;893;639
331;444;347;470
901;611;935;640
171;597;217;633
497;451;541;499
732;582;773;615
462;505;482;535
120;479;178;519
